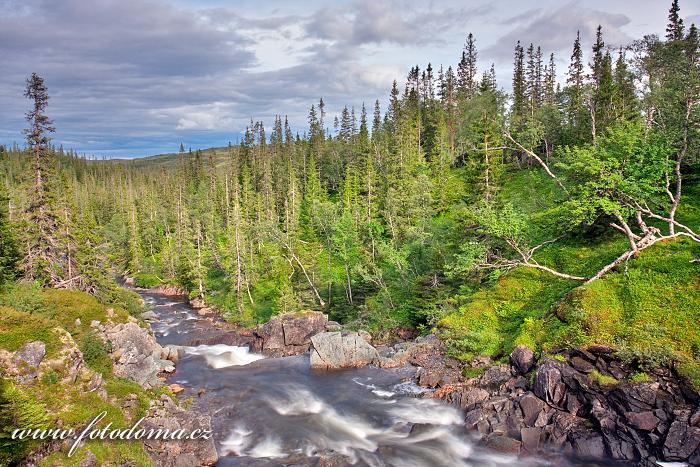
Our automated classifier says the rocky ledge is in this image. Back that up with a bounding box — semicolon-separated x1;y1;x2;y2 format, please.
91;316;177;388
143;394;218;467
434;345;700;466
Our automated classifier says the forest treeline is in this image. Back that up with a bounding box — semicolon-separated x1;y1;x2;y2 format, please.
1;1;699;342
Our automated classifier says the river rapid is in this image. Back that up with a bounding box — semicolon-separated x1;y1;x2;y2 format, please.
141;291;549;467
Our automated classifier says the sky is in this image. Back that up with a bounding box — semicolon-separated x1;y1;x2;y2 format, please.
0;0;698;158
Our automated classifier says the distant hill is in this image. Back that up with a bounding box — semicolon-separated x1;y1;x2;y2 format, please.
101;146;233;170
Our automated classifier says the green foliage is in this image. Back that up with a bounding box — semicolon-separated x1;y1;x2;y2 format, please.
0;282;47;314
133;272;161;288
0;183;20;285
108;287;144;318
558;121;672;228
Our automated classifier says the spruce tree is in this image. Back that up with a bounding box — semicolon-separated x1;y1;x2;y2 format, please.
371;100;382;144
590;26;607;98
613;48;638;122
511;41;527;129
23;73;60;285
457;33;478;99
567;32;584;98
566;31;588;143
544;53;557;105
666;0;684;41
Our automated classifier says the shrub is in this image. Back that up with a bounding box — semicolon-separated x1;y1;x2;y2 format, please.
617;344;678;372
109;287;144;318
40;370;59;385
80;331;112;375
0;283;46;314
133;273;160;289
630;372;650;383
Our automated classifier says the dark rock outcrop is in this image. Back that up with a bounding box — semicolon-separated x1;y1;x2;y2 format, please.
436;346;700;465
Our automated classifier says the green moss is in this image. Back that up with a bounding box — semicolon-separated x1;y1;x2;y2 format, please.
461;366;486;379
630;372;650;383
0;307;57;354
678;360;700;391
40;370;59;386
589;369;619;386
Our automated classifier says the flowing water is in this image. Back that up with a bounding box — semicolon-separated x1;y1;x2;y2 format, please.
142;291;549;467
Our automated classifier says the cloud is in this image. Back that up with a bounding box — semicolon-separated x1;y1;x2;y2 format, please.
0;0;411;155
304;0;490;46
485;2;631;62
0;0;669;157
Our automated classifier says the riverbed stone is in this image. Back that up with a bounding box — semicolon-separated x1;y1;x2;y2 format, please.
519;392;545;427
484;434;521;455
310;332;379;369
141;310;158;321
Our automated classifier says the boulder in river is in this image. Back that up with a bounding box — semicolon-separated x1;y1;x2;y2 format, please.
253;311;328;356
149;284;187;297
309;331;379;369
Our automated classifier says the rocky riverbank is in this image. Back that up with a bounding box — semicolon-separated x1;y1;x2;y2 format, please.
0;298;217;467
148;288;700;465
435;346;700;466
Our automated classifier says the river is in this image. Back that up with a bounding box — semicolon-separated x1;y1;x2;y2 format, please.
141;291;547;466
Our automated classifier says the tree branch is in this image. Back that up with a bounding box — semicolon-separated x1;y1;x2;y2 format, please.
504;132;569;194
